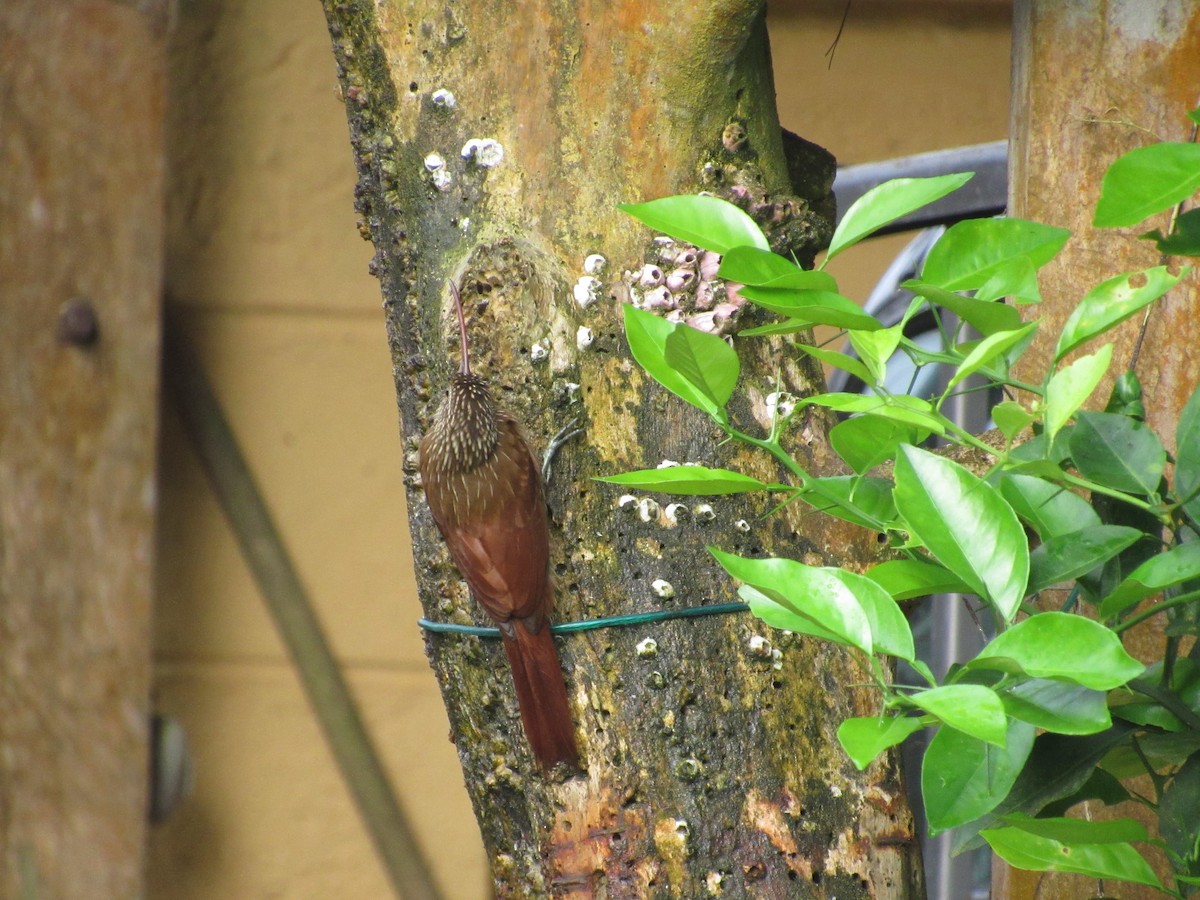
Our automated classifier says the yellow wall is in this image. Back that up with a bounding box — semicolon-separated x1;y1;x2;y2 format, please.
148;2;1010;897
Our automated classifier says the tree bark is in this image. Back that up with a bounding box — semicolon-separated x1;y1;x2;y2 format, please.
1004;1;1200;897
322;2;922;896
0;2;165;896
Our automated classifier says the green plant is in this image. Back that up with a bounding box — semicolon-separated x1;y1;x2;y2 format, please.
602;109;1200;896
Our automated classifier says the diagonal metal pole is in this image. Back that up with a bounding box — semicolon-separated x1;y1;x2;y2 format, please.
163;307;441;900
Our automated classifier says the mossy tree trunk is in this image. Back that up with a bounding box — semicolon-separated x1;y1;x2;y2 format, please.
322;2;922;896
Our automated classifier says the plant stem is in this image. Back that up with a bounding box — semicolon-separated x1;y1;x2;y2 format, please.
1113;589;1200;634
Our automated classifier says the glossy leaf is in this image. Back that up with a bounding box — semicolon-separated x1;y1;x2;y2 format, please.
828;569;915;661
999;473;1100;540
805;394;946;433
921;218;1070;292
894;445;1029;621
1000;812;1147;844
1043;344;1112;441
718;247;837;290
826;173;973;263
910;685;1008;746
838;716;925;771
1000;680;1110;735
1070;410;1166;497
982;826;1161;890
848;325;904;385
974;255;1043;304
712;551;873;653
739;318;814;337
1055;266;1185;361
903;279;1023;335
969;612;1143;690
619;194;768;253
1143;207;1200;256
664;322;739;408
796;344;873;386
993;401;1037;443
803;476;897;531
595;466;774;495
946;322;1039;391
738;585;846;645
1093;141;1200;228
737;286;882;331
1098;540;1200;619
1027;525;1143;593
623;305;733;421
829;416;921;475
865;559;971;600
923;720;1035;833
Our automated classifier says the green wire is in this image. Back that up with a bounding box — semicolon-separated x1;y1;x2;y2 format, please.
419;602;751;638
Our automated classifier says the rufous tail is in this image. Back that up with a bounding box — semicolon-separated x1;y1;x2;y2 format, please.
502;619;580;772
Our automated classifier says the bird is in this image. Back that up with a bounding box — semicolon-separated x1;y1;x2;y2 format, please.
418;280;580;772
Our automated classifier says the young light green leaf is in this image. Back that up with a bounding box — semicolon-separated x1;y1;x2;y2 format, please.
1177;380;1200;526
664;322;739;408
902;280;1023;335
796;344;874;386
973;255;1043;304
828;569;915;661
999;474;1101;540
594;466;774;495
921;218;1070;292
623;305;731;422
969;612;1144;689
804;394;947;433
1098;539;1200;619
893;445;1030;621
829;416;922;475
826;173;974;263
1070;410;1166;496
993;401;1037;443
999;812;1147;845
1027;525;1143;593
1043;344;1112;441
738;585;847;645
838;716;925;771
945;322;1039;392
865;559;972;600
739;318;814;336
618;194;768;253
923;720;1035;833
718;246;837;290
736;286;883;331
1055;266;1185;361
982;826;1161;890
802;476;897;531
1093;141;1200;228
909;685;1008;746
711;551;873;653
848;324;904;385
1000;680;1111;735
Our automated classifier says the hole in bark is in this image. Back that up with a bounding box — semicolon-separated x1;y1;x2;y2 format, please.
810;870;821;884
408;81;418;91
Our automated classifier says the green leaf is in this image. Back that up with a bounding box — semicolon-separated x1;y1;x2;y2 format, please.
1098;540;1200;619
829;416;922;475
1027;525;1143;593
1143;207;1200;256
1159;753;1200;872
837;716;925;771
893;445;1029;621
1000;812;1148;844
805;394;947;433
903;279;1023;335
711;551;873;653
826;173;973;263
974;255;1043;304
999;474;1100;540
738;585;847;645
1055;266;1186;361
1040;767;1131;817
595;466;773;496
829;569;915;661
1176;381;1200;526
921;218;1071;292
969;612;1143;689
1093;141;1200;228
664;322;739;408
718;247;838;290
945;322;1039;391
993;401;1037;443
982;827;1161;890
865;559;972;600
623;305;733;421
1043;344;1113;441
802;476;897;531
739;318;813;337
909;685;1007;746
1070;410;1166;497
619;194;768;253
1000;680;1110;735
923;720;1036;833
796;344;874;386
736;286;882;331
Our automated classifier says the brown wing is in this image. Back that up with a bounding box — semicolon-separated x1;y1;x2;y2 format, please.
422;421;551;626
